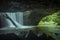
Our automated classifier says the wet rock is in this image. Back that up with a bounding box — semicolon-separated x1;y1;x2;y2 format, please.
0;33;20;40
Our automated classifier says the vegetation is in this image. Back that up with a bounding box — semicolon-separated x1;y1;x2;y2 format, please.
38;11;60;40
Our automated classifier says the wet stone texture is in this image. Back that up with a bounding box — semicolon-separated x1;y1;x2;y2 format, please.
0;31;55;40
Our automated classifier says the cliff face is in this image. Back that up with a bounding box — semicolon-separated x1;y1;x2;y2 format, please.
0;0;60;12
0;0;60;25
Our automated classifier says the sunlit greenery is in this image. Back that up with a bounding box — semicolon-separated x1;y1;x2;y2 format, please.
38;11;60;26
37;11;60;40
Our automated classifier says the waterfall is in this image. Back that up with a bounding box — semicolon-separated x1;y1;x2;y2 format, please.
16;12;23;25
7;12;23;25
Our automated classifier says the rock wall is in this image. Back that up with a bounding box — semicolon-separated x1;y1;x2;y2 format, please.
0;0;60;25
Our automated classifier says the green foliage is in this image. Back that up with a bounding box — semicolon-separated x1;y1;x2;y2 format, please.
39;11;60;25
38;11;60;40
